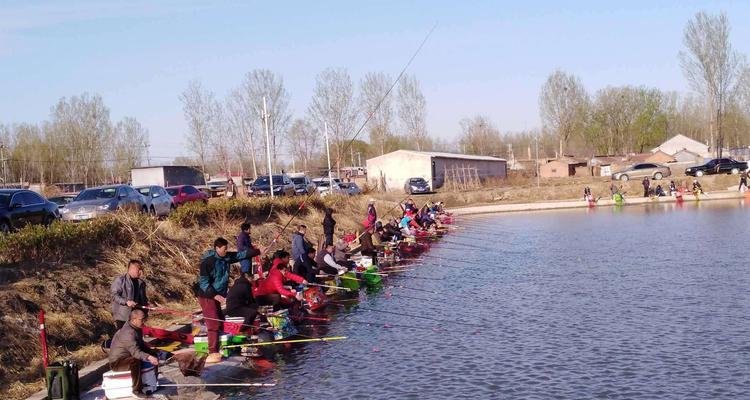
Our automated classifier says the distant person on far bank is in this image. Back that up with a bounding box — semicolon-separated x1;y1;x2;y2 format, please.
642;177;650;198
669;181;677;196
739;171;748;192
225;178;237;199
236;222;261;274
692;180;703;195
111;260;149;332
583;186;592;201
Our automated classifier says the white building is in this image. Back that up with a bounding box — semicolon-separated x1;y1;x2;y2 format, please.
651;134;711;158
366;150;507;192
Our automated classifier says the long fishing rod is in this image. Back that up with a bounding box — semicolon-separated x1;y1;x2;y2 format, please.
356;307;482;327
224;336;347;348
335;24;437;173
159;383;276;388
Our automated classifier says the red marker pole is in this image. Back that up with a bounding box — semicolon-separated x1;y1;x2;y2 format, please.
39;310;49;369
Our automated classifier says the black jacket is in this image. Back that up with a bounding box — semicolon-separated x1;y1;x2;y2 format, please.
226;274;256;314
323;211;336;235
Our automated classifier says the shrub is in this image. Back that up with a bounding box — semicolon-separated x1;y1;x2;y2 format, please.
169;197;327;227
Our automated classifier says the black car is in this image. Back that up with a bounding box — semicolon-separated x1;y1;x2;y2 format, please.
0;189;60;233
290;176;316;195
685;158;749;177
248;174;296;197
404;177;431;194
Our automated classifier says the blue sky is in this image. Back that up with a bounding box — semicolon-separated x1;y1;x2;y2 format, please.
1;0;748;160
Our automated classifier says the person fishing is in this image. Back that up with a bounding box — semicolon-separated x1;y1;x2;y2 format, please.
403;198;418;214
692;179;704;195
254;250;307;310
322;207;336;246
669;180;677;196
291;224;315;277
111;260;149;332
225;271;258;334
236;222;261;274
108;309;159;399
583;186;592;201
334;238;357;269
654;185;666;197
197;237;253;364
314;243;348;276
366;199;377;229
642;177;650;198
358;226;380;265
739;171;748;192
383;218;404;241
609;182;619;199
399;211;420;236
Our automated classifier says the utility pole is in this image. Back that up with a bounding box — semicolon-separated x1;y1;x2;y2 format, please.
535;134;540;188
324;122;334;191
262;97;274;199
0;142;6;188
357;152;362;167
145;143;151;166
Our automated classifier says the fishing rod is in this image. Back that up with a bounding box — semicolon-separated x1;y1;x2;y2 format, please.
145;306;283;334
158;383;277;388
344;319;444;332
224;336;347;348
308;282;352;291
356;307;482;327
263;192;317;255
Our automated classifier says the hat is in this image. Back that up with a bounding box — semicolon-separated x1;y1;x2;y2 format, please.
368;198;375;204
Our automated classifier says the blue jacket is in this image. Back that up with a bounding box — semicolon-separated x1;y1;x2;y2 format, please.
198;249;249;298
237;231;251;252
291;232;309;263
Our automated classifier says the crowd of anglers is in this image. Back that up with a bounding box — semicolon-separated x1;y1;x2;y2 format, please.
104;197;450;398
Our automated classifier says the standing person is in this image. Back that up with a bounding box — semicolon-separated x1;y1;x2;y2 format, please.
583;186;592;201
692;179;703;194
197;237;252;364
225;178;237;199
739;171;748;192
291;225;315;276
236;222;261;274
366;199;377;229
108;309;159;398
111;260;149;332
225;272;258;333
669;180;677;196
322;208;336;246
642;177;650;198
610;182;619;199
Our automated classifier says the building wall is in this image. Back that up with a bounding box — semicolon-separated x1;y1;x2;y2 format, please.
131;168;165;187
540;161;571;178
673;151;704;165
432;158;506;189
366;153;432;192
646;152;676;164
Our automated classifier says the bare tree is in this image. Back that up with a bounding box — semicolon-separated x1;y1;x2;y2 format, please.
360;72;394;156
458;116;503;156
308;68;358;174
287;118;319;173
241;69;291;173
210;103;233;178
680;11;746;157
397;74;428;151
226;88;259;178
112;117;149;182
180;81;216;176
539;70;589;157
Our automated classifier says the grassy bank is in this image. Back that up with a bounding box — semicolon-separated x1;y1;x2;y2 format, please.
0;195;381;399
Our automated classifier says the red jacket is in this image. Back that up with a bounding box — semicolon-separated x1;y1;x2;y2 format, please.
254;259;304;298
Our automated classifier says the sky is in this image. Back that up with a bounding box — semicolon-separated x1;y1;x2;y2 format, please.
1;0;749;162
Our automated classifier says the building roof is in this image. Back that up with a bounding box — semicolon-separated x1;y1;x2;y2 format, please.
673;148;701;157
131;165;201;170
367;149;506;163
651;134;709;155
546;157;587;165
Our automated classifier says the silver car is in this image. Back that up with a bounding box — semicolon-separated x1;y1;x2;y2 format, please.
136;185;174;217
611;163;672;181
61;185;147;221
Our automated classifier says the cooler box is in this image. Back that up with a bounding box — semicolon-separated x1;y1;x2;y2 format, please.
101;362;157;399
194;335;232;357
356;256;373;269
340;272;360;291
223;317;246;335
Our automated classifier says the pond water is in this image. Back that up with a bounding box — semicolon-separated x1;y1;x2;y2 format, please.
226;200;750;399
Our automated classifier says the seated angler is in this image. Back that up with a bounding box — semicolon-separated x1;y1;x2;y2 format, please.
315;243;348;277
225;271;258;334
382;219;403;242
108;309;159;399
254;250;307;310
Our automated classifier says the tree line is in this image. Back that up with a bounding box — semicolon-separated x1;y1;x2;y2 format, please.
0;94;148;186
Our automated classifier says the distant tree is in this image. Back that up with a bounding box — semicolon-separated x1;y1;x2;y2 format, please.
360;72;394;156
240;69;291;173
180;81;216;176
539;70;589;156
457;115;503;156
287;118;319;173
112;117;149;182
397;74;428;151
308;68;359;174
226;88;260;178
680;11;746;157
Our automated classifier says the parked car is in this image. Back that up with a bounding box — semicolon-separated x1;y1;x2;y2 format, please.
206;180;227;198
685;158;749;177
48;194;77;209
339;182;362;196
249;175;296;197
61;185;146;222
611;163;672;181
404;177;431;194
0;189;60;232
290;176;316;195
136;185;174;217
165;185;209;207
313;178;346;197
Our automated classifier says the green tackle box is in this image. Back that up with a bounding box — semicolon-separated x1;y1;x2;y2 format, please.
194;335;233;357
340;272;360;291
45;361;80;400
361;266;383;287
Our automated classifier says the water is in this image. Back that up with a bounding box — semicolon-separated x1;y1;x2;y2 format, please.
226;200;750;399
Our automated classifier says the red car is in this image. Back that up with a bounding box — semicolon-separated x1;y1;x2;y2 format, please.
165;185;209;207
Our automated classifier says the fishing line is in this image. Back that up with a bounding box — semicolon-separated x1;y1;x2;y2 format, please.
356;307;482;327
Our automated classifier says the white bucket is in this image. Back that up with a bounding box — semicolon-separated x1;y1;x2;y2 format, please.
101;362;158;399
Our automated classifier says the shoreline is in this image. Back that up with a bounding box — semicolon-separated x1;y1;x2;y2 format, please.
451;190;749;216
